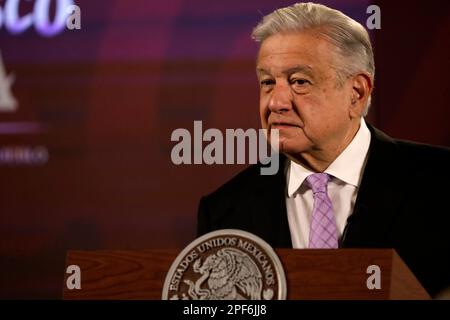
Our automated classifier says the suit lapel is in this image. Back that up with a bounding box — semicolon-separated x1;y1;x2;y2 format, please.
341;125;405;248
249;154;292;248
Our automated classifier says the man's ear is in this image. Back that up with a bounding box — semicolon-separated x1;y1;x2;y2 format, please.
349;73;373;118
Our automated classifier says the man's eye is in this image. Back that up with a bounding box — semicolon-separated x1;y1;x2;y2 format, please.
290;78;310;86
260;79;275;86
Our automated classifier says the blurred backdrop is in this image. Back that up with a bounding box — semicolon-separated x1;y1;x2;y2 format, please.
0;0;449;298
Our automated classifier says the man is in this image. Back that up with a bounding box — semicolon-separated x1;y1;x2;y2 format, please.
197;2;450;297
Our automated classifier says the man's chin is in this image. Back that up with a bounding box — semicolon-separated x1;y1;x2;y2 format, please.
266;132;310;153
277;140;311;156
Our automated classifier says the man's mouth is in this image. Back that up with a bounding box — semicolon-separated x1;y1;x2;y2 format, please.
270;122;298;129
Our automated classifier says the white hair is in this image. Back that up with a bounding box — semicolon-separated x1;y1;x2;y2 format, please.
252;2;374;116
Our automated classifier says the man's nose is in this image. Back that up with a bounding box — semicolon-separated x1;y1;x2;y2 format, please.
268;82;292;113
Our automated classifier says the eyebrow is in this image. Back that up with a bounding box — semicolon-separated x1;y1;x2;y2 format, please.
256;65;315;79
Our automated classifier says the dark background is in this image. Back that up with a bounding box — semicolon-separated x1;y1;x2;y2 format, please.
0;0;449;298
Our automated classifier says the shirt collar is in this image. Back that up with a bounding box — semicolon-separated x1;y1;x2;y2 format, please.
287;119;371;197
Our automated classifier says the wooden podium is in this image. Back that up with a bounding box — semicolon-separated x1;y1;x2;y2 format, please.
62;248;430;300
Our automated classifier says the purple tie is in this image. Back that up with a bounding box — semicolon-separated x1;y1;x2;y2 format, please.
306;173;338;249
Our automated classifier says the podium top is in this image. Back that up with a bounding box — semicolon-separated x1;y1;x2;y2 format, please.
63;248;430;300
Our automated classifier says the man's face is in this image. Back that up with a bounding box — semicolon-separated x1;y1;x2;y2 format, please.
257;31;357;162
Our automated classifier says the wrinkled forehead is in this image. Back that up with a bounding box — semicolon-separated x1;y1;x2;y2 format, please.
256;32;339;77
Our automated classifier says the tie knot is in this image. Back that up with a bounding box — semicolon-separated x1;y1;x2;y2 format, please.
306;173;330;194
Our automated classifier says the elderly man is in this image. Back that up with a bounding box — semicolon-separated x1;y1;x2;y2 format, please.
197;2;450;297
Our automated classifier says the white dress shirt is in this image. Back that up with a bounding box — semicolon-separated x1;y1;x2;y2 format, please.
285;119;371;248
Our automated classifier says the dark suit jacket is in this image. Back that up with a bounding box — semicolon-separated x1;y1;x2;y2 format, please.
197;125;450;297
